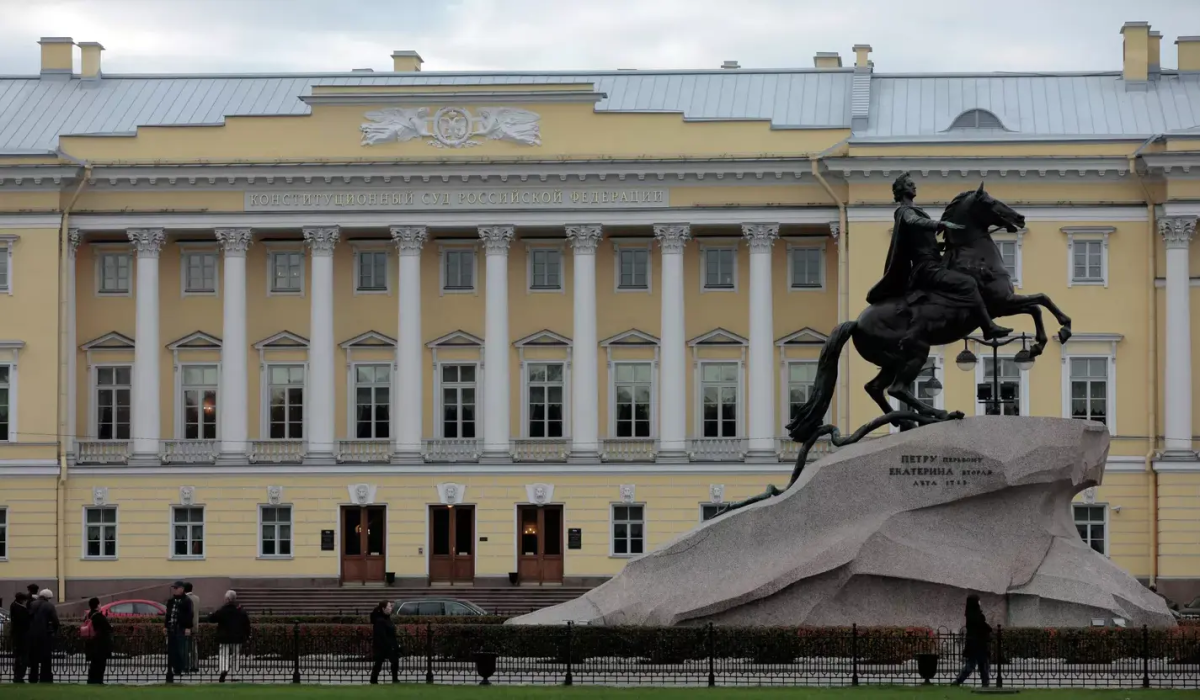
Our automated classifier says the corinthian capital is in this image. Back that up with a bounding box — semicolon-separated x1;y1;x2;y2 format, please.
1160;216;1197;250
566;224;603;254
390;225;428;257
303;226;340;256
215;228;253;257
478;225;515;255
653;223;690;254
742;222;780;252
127;228;165;258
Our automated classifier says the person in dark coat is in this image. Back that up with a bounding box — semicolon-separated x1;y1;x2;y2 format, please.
369;601;398;684
207;590;251;683
27;589;59;684
163;581;194;678
952;594;992;687
84;598;113;685
8;592;31;683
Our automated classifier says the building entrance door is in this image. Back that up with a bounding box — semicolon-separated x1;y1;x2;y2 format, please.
429;505;475;584
341;505;386;585
517;505;564;585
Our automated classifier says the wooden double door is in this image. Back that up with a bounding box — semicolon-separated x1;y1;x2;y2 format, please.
518;505;564;585
429;505;475;584
341;505;386;585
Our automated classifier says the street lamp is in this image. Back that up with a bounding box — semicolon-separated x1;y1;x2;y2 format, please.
955;332;1035;414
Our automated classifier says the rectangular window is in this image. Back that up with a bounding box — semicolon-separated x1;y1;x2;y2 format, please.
527;362;564;438
787;362;817;423
356;250;388;292
443;249;474;291
701;363;739;438
268;365;305;439
614;363;652;438
529;249;562;290
980;357;1020;416
259;505;292;557
1070;358;1108;425
270;251;303;293
440;364;477;439
612;504;644;556
0;365;9;441
1073;504;1106;555
0;508;7;559
1072;240;1104;283
96;366;132;440
996;240;1018;281
172;506;204;558
181;365;218;440
700;504;722;522
98;253;131;294
0;243;9;292
703;248;735;290
355;364;391;439
84;506;117;559
618;248;649;289
790;248;823;289
183;252;217;293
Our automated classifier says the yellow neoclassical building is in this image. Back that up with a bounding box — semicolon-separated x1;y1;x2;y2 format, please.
3;22;1200;605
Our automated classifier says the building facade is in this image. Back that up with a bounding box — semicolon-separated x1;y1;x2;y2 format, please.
2;23;1200;602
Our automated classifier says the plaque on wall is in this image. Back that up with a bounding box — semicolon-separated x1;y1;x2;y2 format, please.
320;530;335;551
568;528;582;550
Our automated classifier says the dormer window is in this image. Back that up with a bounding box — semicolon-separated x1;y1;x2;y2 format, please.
947;109;1006;131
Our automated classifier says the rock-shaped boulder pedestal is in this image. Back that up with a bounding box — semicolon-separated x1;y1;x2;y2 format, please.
510;417;1174;629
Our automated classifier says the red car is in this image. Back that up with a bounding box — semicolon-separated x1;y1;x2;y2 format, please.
99;599;166;617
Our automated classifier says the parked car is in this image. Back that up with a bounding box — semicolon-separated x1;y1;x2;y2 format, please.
1180;597;1200;619
394;598;487;617
100;599;166;617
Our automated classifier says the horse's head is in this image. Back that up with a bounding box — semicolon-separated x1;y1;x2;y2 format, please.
945;182;1025;234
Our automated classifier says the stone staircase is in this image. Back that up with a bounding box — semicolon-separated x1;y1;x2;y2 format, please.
236;586;590;617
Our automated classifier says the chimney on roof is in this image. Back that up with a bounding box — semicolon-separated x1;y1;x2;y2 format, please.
79;42;104;80
1178;36;1200;76
1120;21;1150;89
37;37;74;78
813;52;842;69
1148;31;1161;79
721;60;740;69
392;50;423;72
852;44;872;70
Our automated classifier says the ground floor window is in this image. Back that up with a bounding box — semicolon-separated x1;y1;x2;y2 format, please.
84;506;117;559
1073;503;1106;555
612;504;644;556
172;506;204;558
260;505;293;557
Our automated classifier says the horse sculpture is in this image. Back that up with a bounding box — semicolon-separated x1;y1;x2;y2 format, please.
720;183;1072;513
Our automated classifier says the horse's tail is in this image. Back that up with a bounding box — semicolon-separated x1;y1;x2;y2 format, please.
786;320;857;442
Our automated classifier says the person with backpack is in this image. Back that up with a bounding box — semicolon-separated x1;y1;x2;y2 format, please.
207;590;251;683
82;598;113;684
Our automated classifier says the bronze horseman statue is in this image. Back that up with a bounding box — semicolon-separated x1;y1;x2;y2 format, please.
722;173;1073;513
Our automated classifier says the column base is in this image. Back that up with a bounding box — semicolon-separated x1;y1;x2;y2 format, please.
129;453;162;467
655;450;689;464
479;450;512;465
568;451;601;464
391;451;424;465
1158;449;1198;462
305;451;337;466
744;449;780;464
217;452;249;466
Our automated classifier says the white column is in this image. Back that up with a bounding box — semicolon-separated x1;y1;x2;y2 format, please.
127;228;164;459
1160;216;1197;458
303;226;339;460
479;225;515;461
66;229;80;453
567;224;603;460
215;228;252;459
743;223;779;459
391;225;427;462
654;224;691;462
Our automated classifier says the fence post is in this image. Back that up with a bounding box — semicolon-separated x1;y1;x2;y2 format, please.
291;622;301;684
425;622;434;684
564;621;574;686
1142;624;1151;689
707;622;716;687
851;623;859;687
994;624;1003;689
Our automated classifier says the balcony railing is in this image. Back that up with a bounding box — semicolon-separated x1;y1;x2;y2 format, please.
778;436;835;463
422;438;481;463
160;439;219;464
600;438;657;462
688;437;747;462
248;440;307;464
335;439;392;464
511;438;570;463
76;440;132;465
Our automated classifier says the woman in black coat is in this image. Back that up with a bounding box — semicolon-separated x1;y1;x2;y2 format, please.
84;598;113;685
369;601;398;684
952;594;992;687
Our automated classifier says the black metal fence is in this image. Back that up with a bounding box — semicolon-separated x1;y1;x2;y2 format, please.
3;622;1198;687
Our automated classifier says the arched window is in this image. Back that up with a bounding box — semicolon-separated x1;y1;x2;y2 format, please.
948;109;1005;130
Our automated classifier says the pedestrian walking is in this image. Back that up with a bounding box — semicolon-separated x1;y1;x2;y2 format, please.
207;590;250;683
8;592;31;683
184;582;201;672
27;589;59;684
164;581;194;679
952;594;992;687
369;601;398;684
83;598;113;685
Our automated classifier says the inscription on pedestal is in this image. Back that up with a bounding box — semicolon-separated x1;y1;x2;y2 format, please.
891;454;993;487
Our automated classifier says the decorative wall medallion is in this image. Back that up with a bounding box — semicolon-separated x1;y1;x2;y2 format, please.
179;486;196;506
348;483;378;505
619;484;636;503
267;486;283;505
437;482;467;505
526;483;555;505
361;107;541;148
709;484;725;504
1081;487;1097;505
92;487;108;506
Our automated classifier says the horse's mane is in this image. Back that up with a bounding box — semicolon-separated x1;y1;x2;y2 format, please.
940;190;974;221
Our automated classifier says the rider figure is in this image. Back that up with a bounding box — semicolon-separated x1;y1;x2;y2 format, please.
868;172;1012;341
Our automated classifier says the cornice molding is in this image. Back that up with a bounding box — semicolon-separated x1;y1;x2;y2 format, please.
302;90;606;106
824;156;1132;181
848;205;1148;223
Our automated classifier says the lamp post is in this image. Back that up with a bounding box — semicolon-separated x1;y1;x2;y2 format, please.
954;333;1035;415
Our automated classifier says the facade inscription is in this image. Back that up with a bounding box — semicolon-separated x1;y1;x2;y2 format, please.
244;187;669;212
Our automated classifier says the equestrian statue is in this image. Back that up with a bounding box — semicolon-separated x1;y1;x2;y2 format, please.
721;173;1072;514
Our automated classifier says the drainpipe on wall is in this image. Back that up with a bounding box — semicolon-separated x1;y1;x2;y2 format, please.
811;138;850;430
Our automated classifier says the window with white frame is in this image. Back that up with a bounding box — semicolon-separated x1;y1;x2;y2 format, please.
268;365;305;439
96;366;132;440
270;251;303;293
181;365;218;440
440;364;477;439
700;503;722;522
789;247;824;289
0;508;7;559
259;505;292;557
1073;504;1106;555
527;362;565;438
995;239;1019;284
84;506;117;559
613;363;652;438
183;251;217;294
786;362;817;424
0;241;10;293
98;253;131;295
617;247;649;290
1071;240;1104;284
979;357;1021;416
702;248;736;290
354;364;390;439
172;506;204;558
611;504;644;556
0;365;10;441
443;249;475;291
701;363;739;437
529;248;562;290
356;250;388;292
1069;357;1108;425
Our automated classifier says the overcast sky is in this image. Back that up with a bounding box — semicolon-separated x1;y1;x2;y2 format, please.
1;0;1197;75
